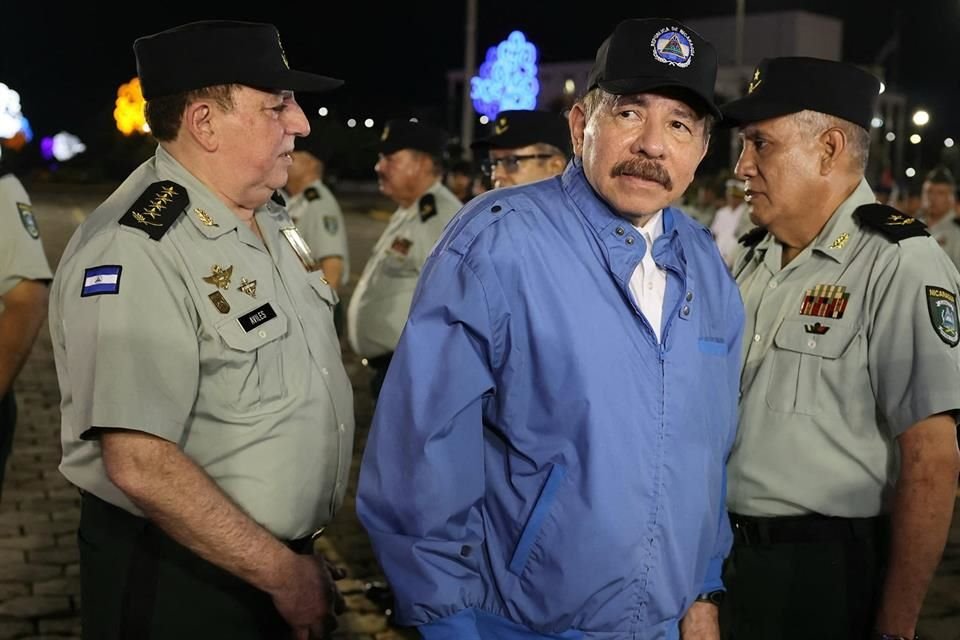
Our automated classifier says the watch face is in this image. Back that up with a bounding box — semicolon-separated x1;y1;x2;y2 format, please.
697;590;725;605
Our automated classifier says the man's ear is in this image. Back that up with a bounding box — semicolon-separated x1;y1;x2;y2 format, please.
184;101;217;152
819;128;846;176
569;103;587;157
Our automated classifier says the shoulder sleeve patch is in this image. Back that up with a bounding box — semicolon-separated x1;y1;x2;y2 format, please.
738;226;768;247
853;203;929;242
419;193;437;222
118;181;188;241
271;190;286;207
304;187;320;202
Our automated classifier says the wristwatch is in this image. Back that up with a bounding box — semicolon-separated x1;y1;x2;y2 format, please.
694;590;725;606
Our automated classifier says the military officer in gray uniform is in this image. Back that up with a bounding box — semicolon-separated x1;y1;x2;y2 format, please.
721;57;960;640
918;167;960;270
346;119;461;397
50;20;354;640
285;129;349;335
0;170;52;497
285;129;349;292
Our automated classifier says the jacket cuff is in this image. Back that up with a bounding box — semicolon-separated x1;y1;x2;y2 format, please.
700;556;725;594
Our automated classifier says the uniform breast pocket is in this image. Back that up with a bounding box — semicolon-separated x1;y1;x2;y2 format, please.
307;272;339;310
213;306;288;409
765;318;861;416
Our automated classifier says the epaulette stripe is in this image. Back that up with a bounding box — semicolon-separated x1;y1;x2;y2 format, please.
118;180;188;241
853;203;929;242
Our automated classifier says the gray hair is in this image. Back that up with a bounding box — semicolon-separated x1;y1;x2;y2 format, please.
577;87;714;146
792;110;870;172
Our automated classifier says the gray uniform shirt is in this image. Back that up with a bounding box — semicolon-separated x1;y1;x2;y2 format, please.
346;181;461;358
731;178;960;517
927;214;960;272
52;146;355;540
286;179;349;287
0;173;52;301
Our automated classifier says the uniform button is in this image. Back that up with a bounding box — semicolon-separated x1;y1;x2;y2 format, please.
615;226;625;236
339;423;346;433
647;281;654;290
258;329;267;338
491;205;502;213
807;338;817;348
686;291;694;302
626;236;635;245
681;305;690;316
769;281;778;289
322;367;329;375
753;334;761;343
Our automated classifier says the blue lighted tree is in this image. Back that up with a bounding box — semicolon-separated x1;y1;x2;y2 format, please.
470;31;539;119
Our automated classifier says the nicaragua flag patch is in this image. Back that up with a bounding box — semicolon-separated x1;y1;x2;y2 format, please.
81;265;123;297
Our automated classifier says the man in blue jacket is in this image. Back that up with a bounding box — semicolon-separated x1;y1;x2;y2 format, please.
357;17;743;640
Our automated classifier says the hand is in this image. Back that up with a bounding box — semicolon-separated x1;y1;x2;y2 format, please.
680;601;720;640
269;552;341;639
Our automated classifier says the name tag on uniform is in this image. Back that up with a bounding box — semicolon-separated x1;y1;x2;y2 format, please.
237;303;277;333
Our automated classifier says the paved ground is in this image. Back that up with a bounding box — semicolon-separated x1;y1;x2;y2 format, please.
1;184;958;639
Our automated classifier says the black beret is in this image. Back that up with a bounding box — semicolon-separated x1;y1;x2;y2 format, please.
471;110;571;155
587;18;720;118
134;20;343;100
377;120;448;156
721;57;880;130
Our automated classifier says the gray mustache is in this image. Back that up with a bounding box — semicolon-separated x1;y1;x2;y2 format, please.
611;159;673;191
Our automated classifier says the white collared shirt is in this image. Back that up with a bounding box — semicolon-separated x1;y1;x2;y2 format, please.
628;210;667;342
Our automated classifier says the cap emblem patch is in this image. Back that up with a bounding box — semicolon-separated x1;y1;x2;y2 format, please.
651;28;694;68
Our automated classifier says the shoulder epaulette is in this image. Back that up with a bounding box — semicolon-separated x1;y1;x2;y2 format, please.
118;181;188;241
304;187;320;202
738;226;768;247
853;203;929;242
270;190;286;207
419;193;437;222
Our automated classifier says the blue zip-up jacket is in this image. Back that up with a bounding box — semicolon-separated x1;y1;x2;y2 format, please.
357;161;744;640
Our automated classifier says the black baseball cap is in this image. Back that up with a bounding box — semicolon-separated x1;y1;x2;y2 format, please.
134;20;343;100
471;110;572;155
377;120;448;156
587;18;720;118
720;57;881;130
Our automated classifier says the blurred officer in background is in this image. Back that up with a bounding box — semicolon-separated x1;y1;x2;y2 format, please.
0;169;51;499
471;109;571;189
285;128;350;334
346;119;461;398
918;167;960;270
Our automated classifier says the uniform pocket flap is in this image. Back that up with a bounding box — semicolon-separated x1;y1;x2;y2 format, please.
773;318;858;359
215;303;288;351
309;274;339;307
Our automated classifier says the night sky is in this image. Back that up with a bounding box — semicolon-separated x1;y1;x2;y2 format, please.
2;0;957;171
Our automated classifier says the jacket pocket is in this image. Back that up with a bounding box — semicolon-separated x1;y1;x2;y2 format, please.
509;463;567;576
765;318;859;415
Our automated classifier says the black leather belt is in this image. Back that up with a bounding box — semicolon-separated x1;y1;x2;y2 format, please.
286;528;324;555
730;513;887;546
365;353;393;371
